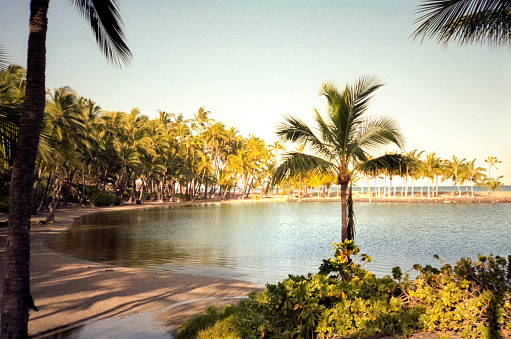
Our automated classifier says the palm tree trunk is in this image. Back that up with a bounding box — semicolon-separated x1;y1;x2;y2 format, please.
31;165;45;214
37;170;53;213
338;172;349;242
1;1;49;337
46;177;62;223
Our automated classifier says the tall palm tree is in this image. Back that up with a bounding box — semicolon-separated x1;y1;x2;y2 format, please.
403;149;424;198
424;152;442;198
482;175;504;197
271;76;405;241
413;0;511;47
1;1;131;337
484;155;501;178
460;158;486;197
443;155;466;197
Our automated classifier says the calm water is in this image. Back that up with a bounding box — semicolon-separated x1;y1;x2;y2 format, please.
47;202;511;286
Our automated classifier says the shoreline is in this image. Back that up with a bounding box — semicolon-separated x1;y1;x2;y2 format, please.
285;190;511;203
0;201;261;337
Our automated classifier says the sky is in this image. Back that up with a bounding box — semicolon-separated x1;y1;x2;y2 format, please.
1;0;510;183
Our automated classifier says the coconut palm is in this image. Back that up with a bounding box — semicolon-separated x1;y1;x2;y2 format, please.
2;1;131;336
484;155;501;178
271;76;405;241
413;0;511;47
482;175;505;197
443;155;466;197
460;158;486;197
403;149;424;198
424;152;442;198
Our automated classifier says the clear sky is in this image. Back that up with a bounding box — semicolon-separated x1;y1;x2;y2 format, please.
1;0;510;183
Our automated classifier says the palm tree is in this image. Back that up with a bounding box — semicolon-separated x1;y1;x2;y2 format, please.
1;1;131;337
271;76;405;241
413;0;511;47
403;149;424;198
443;155;466;197
460;158;486;197
484;155;501;178
482;175;505;197
424;152;442;198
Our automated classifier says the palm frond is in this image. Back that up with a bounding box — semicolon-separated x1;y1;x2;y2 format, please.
269;152;335;188
413;0;511;46
320;76;384;158
0;46;9;70
0;105;21;165
70;0;132;66
353;115;405;155
275;115;334;159
358;153;406;174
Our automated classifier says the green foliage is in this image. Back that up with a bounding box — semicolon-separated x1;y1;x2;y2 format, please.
180;243;511;339
91;190;120;207
410;254;511;338
178;305;241;339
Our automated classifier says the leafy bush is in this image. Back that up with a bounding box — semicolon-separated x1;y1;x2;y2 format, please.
408;255;511;339
91;190;120;207
178;305;241;339
180;242;511;339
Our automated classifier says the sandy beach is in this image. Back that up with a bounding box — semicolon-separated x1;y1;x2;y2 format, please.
0;201;261;338
0;193;509;338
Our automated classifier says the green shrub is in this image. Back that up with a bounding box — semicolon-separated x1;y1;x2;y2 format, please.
180;243;511;339
91;191;118;207
178;305;241;339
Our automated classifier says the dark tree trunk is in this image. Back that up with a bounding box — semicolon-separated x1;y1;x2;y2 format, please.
1;1;49;337
31;165;45;214
338;173;349;242
37;170;52;213
45;178;62;224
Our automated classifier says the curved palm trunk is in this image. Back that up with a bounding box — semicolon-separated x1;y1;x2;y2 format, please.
1;1;49;337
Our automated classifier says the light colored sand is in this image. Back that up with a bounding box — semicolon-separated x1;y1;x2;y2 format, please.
0;202;260;337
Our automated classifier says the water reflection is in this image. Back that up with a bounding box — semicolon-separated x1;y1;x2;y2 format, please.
47;202;511;285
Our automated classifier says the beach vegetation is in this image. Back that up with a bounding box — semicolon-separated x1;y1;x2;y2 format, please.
180;242;511;339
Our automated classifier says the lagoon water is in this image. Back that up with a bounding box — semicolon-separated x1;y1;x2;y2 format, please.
47;202;511;286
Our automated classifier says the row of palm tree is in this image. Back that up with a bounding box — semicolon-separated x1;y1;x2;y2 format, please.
361;151;504;199
0;66;278;215
272;150;504;199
